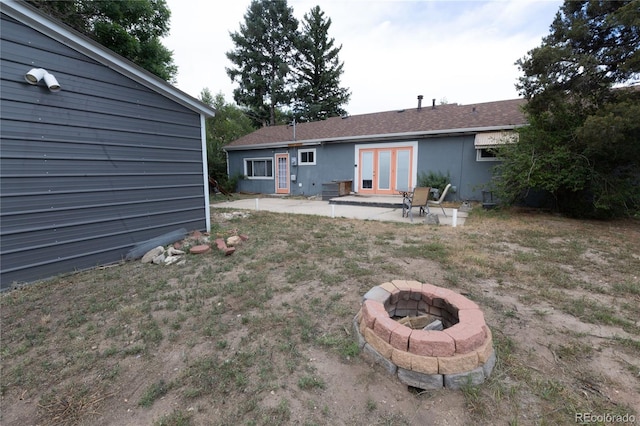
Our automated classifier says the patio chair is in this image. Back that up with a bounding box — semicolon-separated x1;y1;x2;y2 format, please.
427;183;451;216
402;187;431;222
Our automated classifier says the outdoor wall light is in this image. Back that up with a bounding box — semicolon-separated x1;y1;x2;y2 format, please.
25;68;61;92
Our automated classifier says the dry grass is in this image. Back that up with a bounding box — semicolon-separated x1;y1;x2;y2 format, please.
1;203;639;425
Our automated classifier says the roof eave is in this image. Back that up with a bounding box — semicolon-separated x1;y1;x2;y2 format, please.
1;0;216;117
224;124;527;151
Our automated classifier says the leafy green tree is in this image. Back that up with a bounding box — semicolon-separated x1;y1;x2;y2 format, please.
200;89;255;192
28;0;177;81
575;88;640;215
294;6;350;122
495;0;640;218
226;0;299;127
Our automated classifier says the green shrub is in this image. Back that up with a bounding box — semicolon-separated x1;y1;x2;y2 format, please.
417;171;450;194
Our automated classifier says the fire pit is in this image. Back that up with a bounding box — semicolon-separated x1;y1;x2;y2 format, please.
353;280;495;390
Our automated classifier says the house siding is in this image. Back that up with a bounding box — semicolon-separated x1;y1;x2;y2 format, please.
0;13;207;289
416;135;494;201
228;136;495;201
229;143;356;196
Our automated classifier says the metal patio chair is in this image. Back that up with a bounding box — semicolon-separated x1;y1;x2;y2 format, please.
402;187;431;222
427;183;451;217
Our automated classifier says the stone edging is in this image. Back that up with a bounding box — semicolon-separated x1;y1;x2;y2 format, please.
353;280;496;390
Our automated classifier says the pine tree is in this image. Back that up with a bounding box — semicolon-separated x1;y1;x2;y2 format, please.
294;6;350;122
226;0;299;127
494;0;640;218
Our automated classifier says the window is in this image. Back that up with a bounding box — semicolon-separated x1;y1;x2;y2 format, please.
474;131;517;162
476;148;500;162
244;158;273;179
298;148;316;165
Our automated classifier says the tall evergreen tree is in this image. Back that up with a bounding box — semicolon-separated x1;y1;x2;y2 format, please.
516;0;639;117
294;6;350;122
226;0;299;127
28;0;177;81
494;0;640;218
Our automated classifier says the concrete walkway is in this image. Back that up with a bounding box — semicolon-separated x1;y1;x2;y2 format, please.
211;197;468;226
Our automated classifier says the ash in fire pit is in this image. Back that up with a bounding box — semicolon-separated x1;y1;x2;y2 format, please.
353;280;495;390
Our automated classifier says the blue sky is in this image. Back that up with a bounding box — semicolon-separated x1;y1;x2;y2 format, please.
163;0;563;115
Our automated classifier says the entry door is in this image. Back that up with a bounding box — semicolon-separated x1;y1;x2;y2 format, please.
359;147;413;195
275;153;289;194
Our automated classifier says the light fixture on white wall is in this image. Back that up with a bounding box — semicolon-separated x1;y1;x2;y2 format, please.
25;68;61;92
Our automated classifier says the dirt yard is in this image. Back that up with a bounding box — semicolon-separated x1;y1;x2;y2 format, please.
1;203;639;425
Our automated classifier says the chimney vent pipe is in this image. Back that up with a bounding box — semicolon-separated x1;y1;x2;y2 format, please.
417;95;423;110
432;98;436;109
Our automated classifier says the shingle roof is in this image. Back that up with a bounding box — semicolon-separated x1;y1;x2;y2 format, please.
226;98;527;149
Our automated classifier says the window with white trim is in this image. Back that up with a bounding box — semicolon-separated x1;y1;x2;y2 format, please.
244;158;273;179
474;131;517;162
298;148;316;165
476;147;500;161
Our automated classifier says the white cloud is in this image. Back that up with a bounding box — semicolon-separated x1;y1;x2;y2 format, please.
163;0;562;115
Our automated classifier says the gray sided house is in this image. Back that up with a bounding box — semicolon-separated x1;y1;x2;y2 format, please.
0;0;216;290
225;97;526;201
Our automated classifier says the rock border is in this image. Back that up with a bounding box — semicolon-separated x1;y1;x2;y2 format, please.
354;280;495;390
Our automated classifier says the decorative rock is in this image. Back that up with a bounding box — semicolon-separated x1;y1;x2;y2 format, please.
152;253;166;265
167;247;185;256
190;244;211;254
226;235;243;246
164;255;180;265
141;246;164;264
214;238;227;250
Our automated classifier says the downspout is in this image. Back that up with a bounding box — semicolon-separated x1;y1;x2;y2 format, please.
200;114;211;232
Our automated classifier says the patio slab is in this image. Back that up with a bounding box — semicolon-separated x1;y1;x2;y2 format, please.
211;196;467;226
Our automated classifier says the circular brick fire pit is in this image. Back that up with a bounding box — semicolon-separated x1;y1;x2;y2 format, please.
353;280;495;390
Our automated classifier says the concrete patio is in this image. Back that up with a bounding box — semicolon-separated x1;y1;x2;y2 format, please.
211;195;468;226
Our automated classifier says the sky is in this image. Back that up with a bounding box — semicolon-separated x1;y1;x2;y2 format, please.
162;0;563;116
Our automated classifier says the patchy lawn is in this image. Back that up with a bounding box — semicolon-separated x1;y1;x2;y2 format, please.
1;205;639;425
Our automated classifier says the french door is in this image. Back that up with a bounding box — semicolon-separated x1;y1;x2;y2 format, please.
359;147;413;195
275;153;289;194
